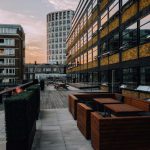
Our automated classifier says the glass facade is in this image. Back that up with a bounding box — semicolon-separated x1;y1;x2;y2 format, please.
67;0;150;91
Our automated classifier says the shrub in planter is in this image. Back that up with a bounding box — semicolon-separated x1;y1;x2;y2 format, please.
4;90;37;150
26;85;40;119
40;80;45;91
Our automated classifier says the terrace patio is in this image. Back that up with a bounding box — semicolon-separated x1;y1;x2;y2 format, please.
32;85;97;150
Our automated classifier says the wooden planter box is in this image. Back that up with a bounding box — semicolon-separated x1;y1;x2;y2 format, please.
91;112;150;150
77;103;93;139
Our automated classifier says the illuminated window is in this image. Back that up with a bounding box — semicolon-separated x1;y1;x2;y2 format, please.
140;14;150;44
88;49;92;62
101;10;108;26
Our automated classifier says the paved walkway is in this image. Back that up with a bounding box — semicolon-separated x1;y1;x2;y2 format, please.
32;109;93;150
32;85;94;150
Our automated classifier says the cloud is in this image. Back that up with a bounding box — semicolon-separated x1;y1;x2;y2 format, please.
48;0;79;10
0;9;47;64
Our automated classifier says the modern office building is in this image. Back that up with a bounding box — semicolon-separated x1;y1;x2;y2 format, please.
67;0;150;93
24;64;66;81
0;24;25;86
47;10;74;64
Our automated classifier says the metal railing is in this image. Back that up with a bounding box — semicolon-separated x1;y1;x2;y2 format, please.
0;81;34;103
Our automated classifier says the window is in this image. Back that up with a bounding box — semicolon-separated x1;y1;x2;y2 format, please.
93;21;98;34
0;39;4;43
140;14;150;44
88;27;92;41
80;19;84;29
93;0;97;9
88;5;92;19
123;68;138;88
83;14;87;26
80;36;84;48
0;28;17;34
84;33;87;45
67;11;70;18
101;71;108;84
109;0;119;18
93;46;98;60
122;22;137;50
109;33;119;52
100;40;107;54
88;49;92;62
122;0;129;6
101;10;108;26
67;20;70;24
0;39;15;46
63;12;66;19
84;53;87;64
141;67;150;85
81;55;84;65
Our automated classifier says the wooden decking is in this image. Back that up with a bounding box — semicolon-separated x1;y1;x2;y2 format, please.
40;85;99;109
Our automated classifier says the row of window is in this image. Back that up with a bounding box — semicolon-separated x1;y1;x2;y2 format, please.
0;39;15;46
50;55;66;60
67;0;134;49
68;0;98;47
48;31;69;38
0;58;15;65
100;14;150;54
48;20;71;26
50;49;66;54
69;20;98;55
100;67;150;87
0;28;17;34
0;48;15;56
48;11;73;21
48;25;71;32
68;46;98;68
0;68;15;75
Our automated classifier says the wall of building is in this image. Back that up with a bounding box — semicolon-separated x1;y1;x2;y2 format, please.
0;25;25;86
67;0;150;92
47;10;74;64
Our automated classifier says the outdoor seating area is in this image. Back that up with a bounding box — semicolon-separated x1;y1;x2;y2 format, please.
68;92;150;150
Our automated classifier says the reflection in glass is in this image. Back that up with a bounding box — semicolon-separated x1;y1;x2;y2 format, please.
140;14;150;44
101;71;108;85
123;68;138;88
122;22;137;50
100;40;107;54
141;67;150;85
109;33;119;52
122;0;129;6
109;0;119;18
88;49;92;62
93;46;98;60
84;53;87;64
101;10;108;26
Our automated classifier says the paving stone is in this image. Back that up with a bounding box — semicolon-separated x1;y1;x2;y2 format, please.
32;85;94;150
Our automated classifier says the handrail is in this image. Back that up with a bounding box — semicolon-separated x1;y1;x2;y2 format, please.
0;81;34;103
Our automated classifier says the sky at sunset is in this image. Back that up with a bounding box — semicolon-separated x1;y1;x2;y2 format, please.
0;0;79;64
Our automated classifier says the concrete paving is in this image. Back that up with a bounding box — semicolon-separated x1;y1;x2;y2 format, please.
32;109;93;150
32;84;96;149
0;110;6;150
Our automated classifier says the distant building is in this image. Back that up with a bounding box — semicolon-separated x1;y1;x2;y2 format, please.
24;64;66;81
67;0;150;93
0;24;25;86
47;10;74;64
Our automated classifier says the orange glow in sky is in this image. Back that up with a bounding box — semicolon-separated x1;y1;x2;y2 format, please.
0;0;79;64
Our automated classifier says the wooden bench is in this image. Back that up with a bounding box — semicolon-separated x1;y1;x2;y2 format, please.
124;96;150;111
91;112;150;150
68;93;123;120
